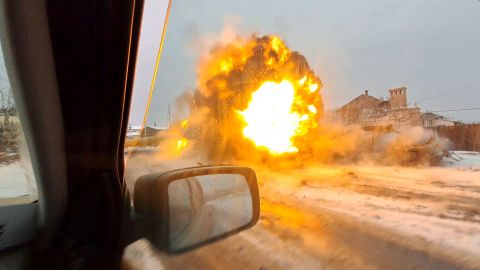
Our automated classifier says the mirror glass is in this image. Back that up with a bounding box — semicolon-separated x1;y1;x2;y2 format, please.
167;173;253;251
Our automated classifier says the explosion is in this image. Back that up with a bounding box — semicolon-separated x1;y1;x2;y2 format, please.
240;79;319;155
179;34;323;162
153;33;447;167
240;80;301;155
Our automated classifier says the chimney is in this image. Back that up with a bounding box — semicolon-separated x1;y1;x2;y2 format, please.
388;87;407;108
365;90;368;96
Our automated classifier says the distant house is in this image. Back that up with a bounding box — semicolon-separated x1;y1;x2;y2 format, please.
143;126;168;137
336;87;423;128
336;87;459;129
423;112;455;128
126;125;169;138
127;125;142;138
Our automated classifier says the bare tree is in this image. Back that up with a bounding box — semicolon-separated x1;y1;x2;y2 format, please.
0;87;8;125
5;88;12;124
0;85;15;125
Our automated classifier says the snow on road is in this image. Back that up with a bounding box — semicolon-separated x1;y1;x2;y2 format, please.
259;151;480;267
123;151;480;269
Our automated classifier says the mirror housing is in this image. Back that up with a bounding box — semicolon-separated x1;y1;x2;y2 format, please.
133;165;260;253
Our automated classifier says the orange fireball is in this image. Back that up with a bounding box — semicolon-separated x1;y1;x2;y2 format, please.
181;34;323;160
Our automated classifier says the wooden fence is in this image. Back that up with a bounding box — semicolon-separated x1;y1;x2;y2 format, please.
432;124;480;151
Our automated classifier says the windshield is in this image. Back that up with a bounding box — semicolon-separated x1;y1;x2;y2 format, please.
124;1;480;269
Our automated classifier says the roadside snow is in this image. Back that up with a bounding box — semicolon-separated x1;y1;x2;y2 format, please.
260;154;480;261
0;161;37;203
441;151;480;170
124;150;480;268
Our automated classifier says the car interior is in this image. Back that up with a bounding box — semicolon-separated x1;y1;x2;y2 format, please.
0;1;259;269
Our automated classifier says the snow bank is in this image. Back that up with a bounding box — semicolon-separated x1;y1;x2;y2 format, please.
441;151;480;170
0;161;37;203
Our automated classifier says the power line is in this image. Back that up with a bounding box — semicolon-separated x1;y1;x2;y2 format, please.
416;84;478;104
428;107;480;113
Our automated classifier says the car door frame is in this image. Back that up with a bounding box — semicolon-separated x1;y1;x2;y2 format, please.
0;0;145;269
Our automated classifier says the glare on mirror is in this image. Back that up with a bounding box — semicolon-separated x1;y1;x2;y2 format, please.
168;173;253;251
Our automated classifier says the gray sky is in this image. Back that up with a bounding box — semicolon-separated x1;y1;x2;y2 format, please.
130;0;480;127
2;1;478;126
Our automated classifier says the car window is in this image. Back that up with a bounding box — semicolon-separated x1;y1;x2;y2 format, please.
0;39;37;207
124;1;480;269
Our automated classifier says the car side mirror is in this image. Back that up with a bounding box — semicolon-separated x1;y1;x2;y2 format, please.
133;165;260;253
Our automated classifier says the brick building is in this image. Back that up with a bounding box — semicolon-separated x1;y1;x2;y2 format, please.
422;112;455;128
336;87;423;128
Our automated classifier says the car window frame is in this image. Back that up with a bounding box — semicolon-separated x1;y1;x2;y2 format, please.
0;0;67;250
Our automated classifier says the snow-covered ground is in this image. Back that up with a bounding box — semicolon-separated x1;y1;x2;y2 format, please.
259;151;480;266
0;161;37;205
123;151;480;269
441;151;480;170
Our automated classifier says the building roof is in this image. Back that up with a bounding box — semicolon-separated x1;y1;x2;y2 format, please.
338;93;383;112
145;126;169;130
423;112;449;120
127;125;142;130
127;125;169;130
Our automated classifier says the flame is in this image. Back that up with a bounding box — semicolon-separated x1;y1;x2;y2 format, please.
299;76;307;85
239;76;321;155
239;81;301;154
180;119;188;129
156;33;435;167
235;36;322;155
219;59;233;73
181;34;323;161
271;37;282;52
176;138;188;151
